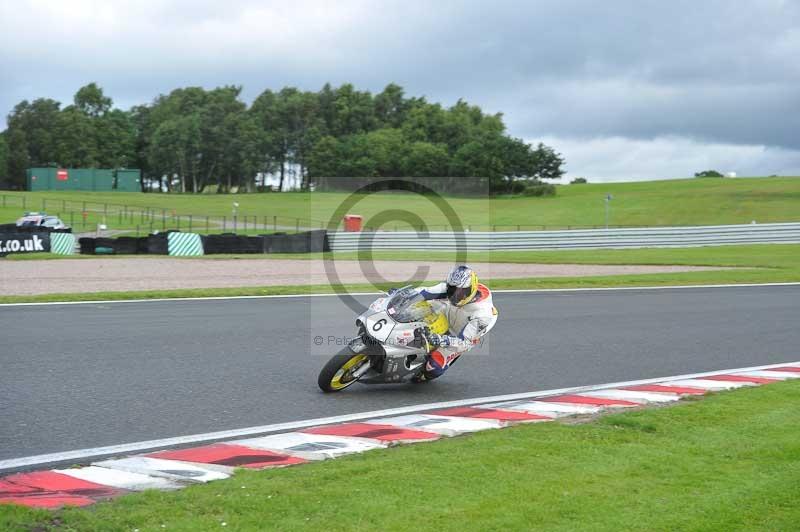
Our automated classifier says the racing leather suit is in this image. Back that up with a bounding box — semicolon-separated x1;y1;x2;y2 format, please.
418;282;498;378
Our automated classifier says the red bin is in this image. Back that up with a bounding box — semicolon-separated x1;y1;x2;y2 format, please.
343;214;363;232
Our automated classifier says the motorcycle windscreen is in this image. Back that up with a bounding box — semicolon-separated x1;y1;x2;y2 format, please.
387;290;430;323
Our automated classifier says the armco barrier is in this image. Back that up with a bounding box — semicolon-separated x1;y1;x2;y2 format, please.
327;223;800;251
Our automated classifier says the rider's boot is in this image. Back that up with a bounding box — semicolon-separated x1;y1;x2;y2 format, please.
412;351;448;383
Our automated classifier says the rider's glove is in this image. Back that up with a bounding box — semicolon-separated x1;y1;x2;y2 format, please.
425;332;450;350
386;287;400;296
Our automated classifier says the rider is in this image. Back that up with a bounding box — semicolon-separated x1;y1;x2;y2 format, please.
413;265;498;381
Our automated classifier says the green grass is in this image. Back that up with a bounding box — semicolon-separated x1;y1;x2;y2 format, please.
2;244;798;304
3;380;799;531
2;176;799;231
7;243;798;266
0;284;357;304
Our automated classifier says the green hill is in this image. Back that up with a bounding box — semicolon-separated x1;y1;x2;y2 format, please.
1;176;798;232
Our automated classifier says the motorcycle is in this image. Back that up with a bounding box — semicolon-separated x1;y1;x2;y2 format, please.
317;286;450;392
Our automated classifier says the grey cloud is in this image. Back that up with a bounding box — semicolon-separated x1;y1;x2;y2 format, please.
540;135;800;181
1;0;799;158
503;80;800;149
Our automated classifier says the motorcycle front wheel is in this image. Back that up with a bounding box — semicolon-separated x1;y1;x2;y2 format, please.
318;348;371;393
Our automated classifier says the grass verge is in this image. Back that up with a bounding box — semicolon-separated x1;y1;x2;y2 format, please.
6;243;799;266
2;380;799;531
0;271;796;305
2;244;798;304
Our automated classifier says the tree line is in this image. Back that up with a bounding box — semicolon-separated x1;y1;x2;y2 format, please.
0;82;565;194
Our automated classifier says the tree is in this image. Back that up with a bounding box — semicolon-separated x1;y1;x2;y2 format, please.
496;137;534;179
5;98;61;187
141;86;255;192
54;106;98;167
226;114;263;192
251;87;323;190
329;83;376;137
250;89;284;189
214;110;262;192
141;88;206;191
449;141;504;182
98;109;136;168
6;127;30;189
149;115;201;193
199;86;248;192
338;134;377;177
129;104;152;190
402;141;449;177
529;142;565;180
401;100;447;144
4;85;140;190
317;83;337;135
694;170;724;178
0;132;9;187
74;83;112;117
374;83;408;128
2;81;567;194
307;135;342;180
441;99;503;153
285;89;323;189
364;128;406;177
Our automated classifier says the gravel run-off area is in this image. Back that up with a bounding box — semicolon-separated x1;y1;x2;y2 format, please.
0;258;734;296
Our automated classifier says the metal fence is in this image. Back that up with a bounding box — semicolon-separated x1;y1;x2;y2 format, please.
0;195;318;235
327;223;800;251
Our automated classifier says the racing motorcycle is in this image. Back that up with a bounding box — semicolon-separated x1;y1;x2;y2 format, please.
317;286;449;392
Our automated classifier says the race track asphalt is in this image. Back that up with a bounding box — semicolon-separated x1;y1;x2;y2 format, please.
1;284;798;460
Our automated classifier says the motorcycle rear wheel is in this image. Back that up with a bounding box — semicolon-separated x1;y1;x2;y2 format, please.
318;348;370;392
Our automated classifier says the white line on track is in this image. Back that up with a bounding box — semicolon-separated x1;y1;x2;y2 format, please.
1;359;797;473
1;282;798;307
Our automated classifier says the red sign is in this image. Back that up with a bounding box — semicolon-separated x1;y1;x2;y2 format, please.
56;169;68;181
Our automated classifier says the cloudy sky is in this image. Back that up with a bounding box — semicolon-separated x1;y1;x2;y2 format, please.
1;0;798;181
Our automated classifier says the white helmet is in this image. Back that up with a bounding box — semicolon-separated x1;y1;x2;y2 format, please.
446;265;478;306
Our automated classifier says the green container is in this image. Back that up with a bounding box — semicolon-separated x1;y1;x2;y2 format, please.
115;169;141;192
55;168;84;190
27;167;86;191
27;167;57;191
93;169;115;191
26;167;141;191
